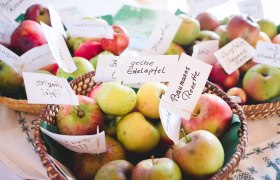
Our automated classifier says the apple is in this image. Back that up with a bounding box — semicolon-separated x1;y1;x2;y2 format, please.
56;95;104;135
11;20;47;55
88;84;102;100
56;57;94;79
212;83;224;91
74;40;103;60
25;4;51;26
40;63;59;75
173;14;200;46
227;15;260;44
96;82;137;116
182;93;233;137
214;25;230;47
103;114;121;137
226;87;248;105
89;51;113;69
0;60;23;93
209;61;240;90
239;59;257;75
243;64;280;102
72;135;126;179
164;42;185;55
165;148;173;160
35;69;53;75
100;25;129;55
252;31;271;48
94;160;134;180
136;82;167;119
132;157;182;180
195;12;220;31
272;34;280;44
257;19;277;39
116;112;160;153
172;130;224;179
156;122;173;146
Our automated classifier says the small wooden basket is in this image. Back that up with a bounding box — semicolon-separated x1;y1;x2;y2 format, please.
34;71;248;180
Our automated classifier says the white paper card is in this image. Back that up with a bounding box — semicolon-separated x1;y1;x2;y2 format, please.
40;127;106;154
160;53;212;119
192;40;219;65
22;72;79;105
64;19;113;39
214;37;255;74
0;0;34;21
94;55;120;82
237;0;263;20
0;17;18;44
159;106;181;143
0;43;20;71
142;11;182;55
41;22;77;73
253;41;280;67
116;55;178;84
186;0;229;14
48;5;67;38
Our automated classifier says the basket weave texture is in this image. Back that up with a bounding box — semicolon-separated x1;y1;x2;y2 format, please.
242;101;280;120
34;71;248;180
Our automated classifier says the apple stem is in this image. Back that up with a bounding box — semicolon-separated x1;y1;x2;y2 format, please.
181;129;191;143
151;155;155;165
77;110;85;118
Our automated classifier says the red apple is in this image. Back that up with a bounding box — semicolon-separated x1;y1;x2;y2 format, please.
56;95;104;135
72;135;126;179
212;83;224;91
227;15;260;44
25;4;51;26
195;12;220;31
226;87;248;105
272;34;280;44
209;61;240;90
40;63;59;75
100;25;129;55
88;83;102;100
11;20;47;55
238;59;257;75
74;40;104;60
182;93;233;137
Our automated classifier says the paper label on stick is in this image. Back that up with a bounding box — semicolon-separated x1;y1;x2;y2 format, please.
186;0;229;14
160;53;212;119
40;127;106;154
192;40;219;65
253;41;280;67
41;22;77;73
116;55;178;84
0;17;18;44
142;11;182;55
0;0;34;21
64;19;113;39
214;37;255;74
22;72;79;105
237;0;263;20
48;5;67;38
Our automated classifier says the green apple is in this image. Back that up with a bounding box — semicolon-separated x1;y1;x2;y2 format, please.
257;19;277;39
72;135;126;179
56;57;94;79
136;82;167;119
172;130;224;179
97;82;137;116
94;160;134;180
116;112;160;153
164;42;185;55
132;157;182;180
35;69;53;75
243;64;280;102
89;51;113;69
214;25;230;47
0;60;23;93
173;14;200;46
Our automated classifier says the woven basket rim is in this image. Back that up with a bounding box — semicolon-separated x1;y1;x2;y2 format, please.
34;71;248;180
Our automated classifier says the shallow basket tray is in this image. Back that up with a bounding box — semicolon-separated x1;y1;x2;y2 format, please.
242;101;280;120
34;71;248;180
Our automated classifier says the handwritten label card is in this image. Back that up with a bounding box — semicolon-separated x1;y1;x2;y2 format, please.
94;55;121;82
142;11;182;55
0;17;18;44
0;0;34;21
192;40;219;65
160;53;212;119
159;107;181;143
0;43;20;71
214;37;255;74
41;22;77;74
237;0;263;20
48;5;67;38
22;72;79;105
186;0;229;14
40;127;106;154
64;19;113;39
116;55;178;84
253;41;280;67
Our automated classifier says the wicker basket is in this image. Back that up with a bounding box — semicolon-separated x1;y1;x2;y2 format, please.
34;71;248;180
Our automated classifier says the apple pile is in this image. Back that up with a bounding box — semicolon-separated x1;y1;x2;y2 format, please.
168;12;280;104
53;81;235;179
